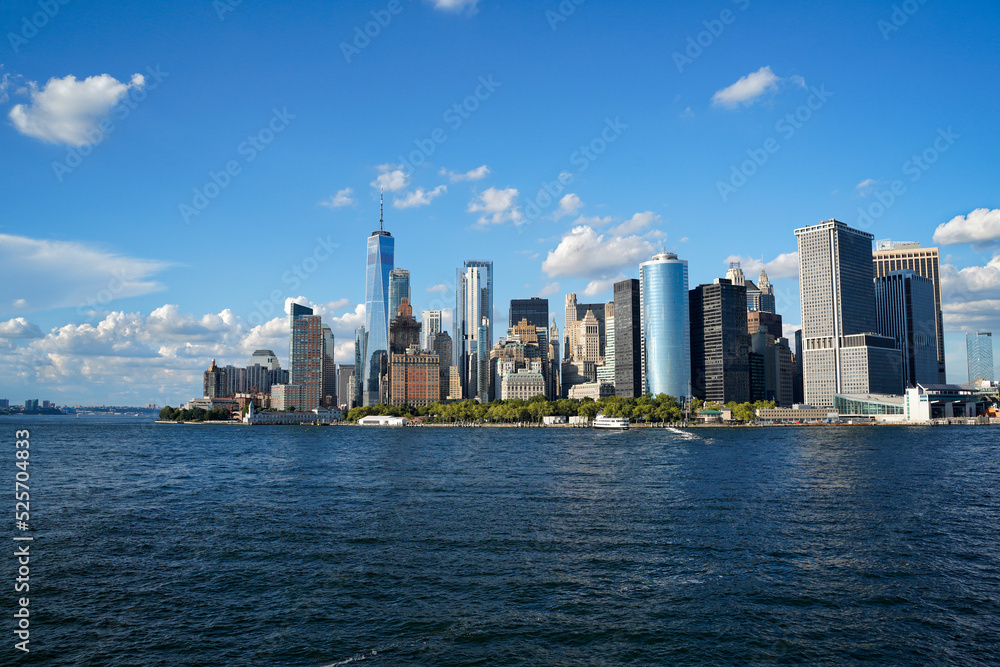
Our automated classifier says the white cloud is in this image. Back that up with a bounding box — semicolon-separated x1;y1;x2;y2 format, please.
0;318;42;339
553;194;584;220
9;73;145;146
0;233;172;315
724;252;799;279
542;226;657;279
468;187;524;226
12;299;27;309
711;66;786;108
370;164;410;192
427;284;450;293
933;208;1000;245
538;282;561;297
610;211;660;236
855;179;877;195
427;0;478;13
442;165;490;182
320;188;354;208
788;75;807;89
940;255;1000;300
0;68;11;105
394;185;447;209
582;274;627;298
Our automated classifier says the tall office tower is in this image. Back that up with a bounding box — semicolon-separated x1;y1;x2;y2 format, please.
337;364;354;409
389;298;421;354
475;317;491;401
388;268;411;321
362;197;394;406
613;278;642;398
389;347;441;407
596;304;616;387
510;297;549;329
747;310;783;339
421;309;442;352
564;293;608;361
455;260;493;401
639;252;690;398
548;318;561;400
725;262;746;287
873;240;946;382
289;303;324;411
795;219;902;407
753;268;776;313
967;331;995;382
353;326;366;408
793;329;804;404
321;325;336;407
203;360;228;399
433;331;453;401
689;279;750;404
874;270;938;388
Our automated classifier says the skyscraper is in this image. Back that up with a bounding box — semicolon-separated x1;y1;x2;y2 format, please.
455;260;493;401
795;219;902;407
873;240;946;382
420;309;442;352
967;331;995;382
564;293;608;362
509;297;549;329
874;270;938;388
362;197;394;406
353;326;366;408
389;298;421;354
753;267;776;313
596;303;615;387
690;278;750;404
203;360;227;399
321;325;336;407
639;252;690;398
388;268;410;321
613;278;642;398
289;303;324;410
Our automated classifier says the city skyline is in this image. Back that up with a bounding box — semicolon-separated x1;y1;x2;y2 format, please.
3;1;999;405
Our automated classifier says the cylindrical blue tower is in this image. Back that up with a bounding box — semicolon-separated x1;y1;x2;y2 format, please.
639;252;690;399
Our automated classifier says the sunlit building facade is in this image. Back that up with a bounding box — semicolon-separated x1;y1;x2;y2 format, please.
639;252;690;398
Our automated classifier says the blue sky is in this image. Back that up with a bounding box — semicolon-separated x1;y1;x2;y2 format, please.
2;0;999;405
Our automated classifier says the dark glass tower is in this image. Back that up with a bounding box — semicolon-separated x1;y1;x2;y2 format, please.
509;297;549;329
613;279;641;398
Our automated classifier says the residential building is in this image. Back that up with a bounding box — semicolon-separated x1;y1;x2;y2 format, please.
433;331;453;401
421;309;442;352
509;297;549;329
873;240;947;382
874;270;938;388
967;331;995;382
455;260;493;401
270;383;301;411
203;360;228;399
613;278;642;398
248;349;281;370
362;198;394;406
795;219;902;407
640;251;690;398
388;268;410;322
337;364;354;410
389;347;440;407
322;325;336;408
289;303;324;411
596;303;615;387
690;278;750;404
747;310;783;339
0;399;8;409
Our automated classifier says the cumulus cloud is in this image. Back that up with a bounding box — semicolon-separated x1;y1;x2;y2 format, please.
610;211;660;236
538;282;561;297
712;66;796;108
553;194;584;220
441;165;490;182
542;225;657;279
933;208;1000;245
0;233;172;315
394;185;447;209
0;318;43;339
724;252;799;280
468;187;524;226
370;164;410;192
320;188;354;208
9;73;145;146
940;255;1000;299
427;284;450;293
582;274;627;298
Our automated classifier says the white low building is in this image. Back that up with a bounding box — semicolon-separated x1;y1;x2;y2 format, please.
357;415;407;426
904;384;981;422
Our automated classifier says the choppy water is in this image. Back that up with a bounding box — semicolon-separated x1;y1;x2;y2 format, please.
6;416;1000;665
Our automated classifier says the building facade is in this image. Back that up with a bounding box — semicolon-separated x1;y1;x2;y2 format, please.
509;297;549;329
203;360;228;399
455;260;494;401
874;269;938;388
389;347;440;407
690;279;750;404
388;268;410;321
967;331;995;382
640;252;690;398
363;206;394;406
613;278;642;398
289;303;324;411
420;309;442;352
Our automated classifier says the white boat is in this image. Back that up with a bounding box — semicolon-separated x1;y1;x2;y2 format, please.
593;414;629;430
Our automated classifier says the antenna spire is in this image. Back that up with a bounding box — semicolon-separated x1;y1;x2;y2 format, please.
379;187;384;231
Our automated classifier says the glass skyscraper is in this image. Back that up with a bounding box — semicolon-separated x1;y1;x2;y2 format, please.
388;268;410;322
639;252;690;399
363;210;394;406
967;331;994;382
455;260;493;401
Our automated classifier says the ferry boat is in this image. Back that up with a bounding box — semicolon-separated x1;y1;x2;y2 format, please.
593;414;629;430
